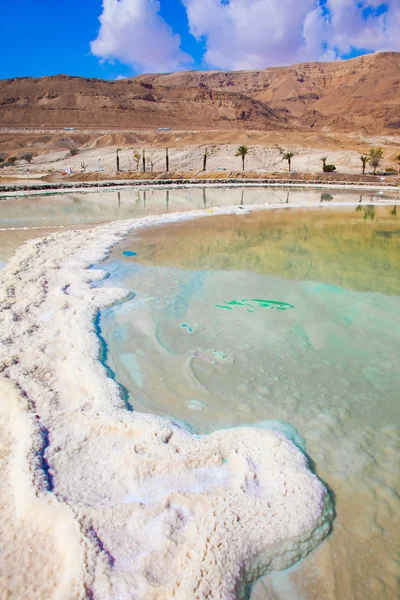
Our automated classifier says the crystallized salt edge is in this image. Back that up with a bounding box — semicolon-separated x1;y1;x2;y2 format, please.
0;204;334;600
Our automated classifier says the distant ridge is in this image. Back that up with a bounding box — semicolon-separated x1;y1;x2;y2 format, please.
0;52;399;134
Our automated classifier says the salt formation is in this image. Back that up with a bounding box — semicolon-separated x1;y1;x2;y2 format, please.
0;209;333;599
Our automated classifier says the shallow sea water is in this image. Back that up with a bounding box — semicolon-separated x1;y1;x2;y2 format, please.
0;186;394;262
97;203;400;599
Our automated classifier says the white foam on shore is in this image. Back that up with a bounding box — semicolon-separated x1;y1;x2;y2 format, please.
0;205;334;599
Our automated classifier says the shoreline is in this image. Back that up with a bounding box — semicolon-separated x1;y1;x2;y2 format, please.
1;178;399;199
0;203;335;599
0;199;398;242
0;200;398;234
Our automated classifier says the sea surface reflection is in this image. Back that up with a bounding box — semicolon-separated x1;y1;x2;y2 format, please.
97;205;400;600
1;186;396;262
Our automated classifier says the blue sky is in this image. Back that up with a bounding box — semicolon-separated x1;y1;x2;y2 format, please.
0;1;398;79
0;0;130;79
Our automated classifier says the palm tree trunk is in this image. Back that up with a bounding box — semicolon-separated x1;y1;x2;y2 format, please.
242;155;245;171
288;158;291;172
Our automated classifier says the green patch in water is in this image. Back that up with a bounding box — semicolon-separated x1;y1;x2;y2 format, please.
216;299;294;312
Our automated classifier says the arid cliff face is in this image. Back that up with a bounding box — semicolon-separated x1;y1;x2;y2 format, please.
0;74;286;131
0;52;399;134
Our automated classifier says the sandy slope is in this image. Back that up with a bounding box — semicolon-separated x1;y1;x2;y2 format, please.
1;127;400;183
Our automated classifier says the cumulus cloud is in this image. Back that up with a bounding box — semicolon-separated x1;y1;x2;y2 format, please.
308;0;400;58
182;0;400;70
91;0;400;73
91;0;192;73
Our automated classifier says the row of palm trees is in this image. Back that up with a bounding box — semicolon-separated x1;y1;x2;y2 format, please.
236;145;399;175
116;146;400;175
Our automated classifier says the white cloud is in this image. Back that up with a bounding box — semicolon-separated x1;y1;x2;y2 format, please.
182;0;400;70
320;0;400;55
91;0;192;73
91;0;400;74
183;0;317;69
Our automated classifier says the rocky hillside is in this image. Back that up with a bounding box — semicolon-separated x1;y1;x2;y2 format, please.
0;52;398;134
136;52;400;134
0;75;287;131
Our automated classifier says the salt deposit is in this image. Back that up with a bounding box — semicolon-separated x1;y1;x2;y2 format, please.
0;207;334;599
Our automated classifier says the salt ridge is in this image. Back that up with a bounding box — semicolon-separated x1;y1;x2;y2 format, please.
0;205;334;599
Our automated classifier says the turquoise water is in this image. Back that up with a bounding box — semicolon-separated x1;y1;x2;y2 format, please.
96;205;400;599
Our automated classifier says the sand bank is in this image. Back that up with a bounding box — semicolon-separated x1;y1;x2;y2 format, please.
0;205;336;599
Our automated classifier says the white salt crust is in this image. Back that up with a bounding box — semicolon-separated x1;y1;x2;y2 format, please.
0;206;333;600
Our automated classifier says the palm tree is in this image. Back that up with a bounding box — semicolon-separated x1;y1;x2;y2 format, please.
116;148;121;172
278;148;295;172
360;155;369;175
165;147;169;172
142;149;146;172
132;150;140;170
368;147;383;174
235;145;249;171
395;154;400;176
203;148;208;171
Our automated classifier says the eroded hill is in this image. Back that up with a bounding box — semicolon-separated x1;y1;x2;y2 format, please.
136;52;400;134
0;52;399;135
0;74;286;131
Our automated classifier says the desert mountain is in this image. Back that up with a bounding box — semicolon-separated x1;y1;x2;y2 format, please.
0;52;398;135
0;75;286;131
136;52;400;134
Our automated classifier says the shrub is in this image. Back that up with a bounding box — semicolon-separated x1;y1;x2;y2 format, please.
320;157;336;172
7;156;18;165
368;147;383;174
20;152;33;163
69;148;80;156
